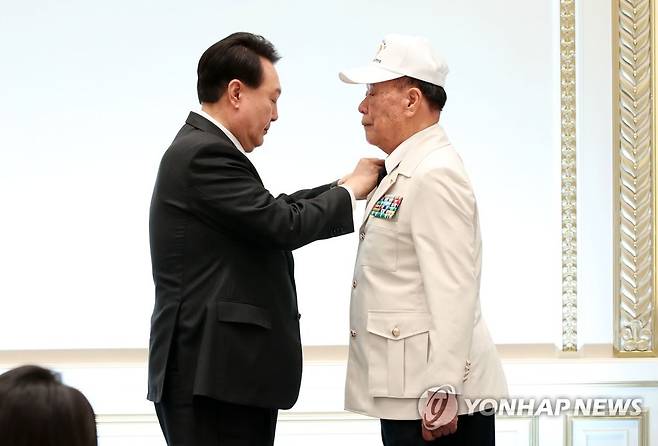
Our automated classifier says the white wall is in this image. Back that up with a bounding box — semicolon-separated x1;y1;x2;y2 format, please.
1;0;579;349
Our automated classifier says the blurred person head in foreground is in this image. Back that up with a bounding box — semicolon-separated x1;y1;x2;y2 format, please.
0;364;97;446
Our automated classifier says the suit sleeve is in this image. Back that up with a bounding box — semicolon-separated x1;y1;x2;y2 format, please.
410;166;477;395
188;144;353;250
276;182;334;203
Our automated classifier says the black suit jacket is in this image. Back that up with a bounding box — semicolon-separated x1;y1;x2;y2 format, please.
147;112;353;409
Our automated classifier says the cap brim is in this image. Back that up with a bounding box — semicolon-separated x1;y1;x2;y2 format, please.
338;64;404;84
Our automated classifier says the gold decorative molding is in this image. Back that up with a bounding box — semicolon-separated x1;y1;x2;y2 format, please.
612;0;657;356
561;0;578;352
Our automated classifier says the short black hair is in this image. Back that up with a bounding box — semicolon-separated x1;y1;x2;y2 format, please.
396;76;447;111
0;365;97;446
197;32;281;103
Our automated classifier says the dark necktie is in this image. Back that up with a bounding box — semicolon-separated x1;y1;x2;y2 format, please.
376;166;387;186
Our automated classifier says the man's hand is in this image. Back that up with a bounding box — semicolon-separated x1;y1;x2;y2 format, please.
342;158;385;199
421;414;458;441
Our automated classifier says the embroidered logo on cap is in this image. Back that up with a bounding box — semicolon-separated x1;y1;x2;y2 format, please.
373;39;387;63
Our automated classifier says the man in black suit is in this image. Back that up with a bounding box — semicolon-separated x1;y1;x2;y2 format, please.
147;32;382;446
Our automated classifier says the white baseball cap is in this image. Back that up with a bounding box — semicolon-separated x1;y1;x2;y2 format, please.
339;34;449;87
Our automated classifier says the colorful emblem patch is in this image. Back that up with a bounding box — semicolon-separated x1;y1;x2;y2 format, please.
370;195;403;219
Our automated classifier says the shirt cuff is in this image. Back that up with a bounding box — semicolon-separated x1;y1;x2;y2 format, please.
338;184;356;211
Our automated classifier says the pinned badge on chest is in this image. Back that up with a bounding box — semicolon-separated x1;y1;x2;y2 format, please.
370;195;403;220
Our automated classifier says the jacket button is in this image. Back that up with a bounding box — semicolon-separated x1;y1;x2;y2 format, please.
350;329;357;337
352;280;357;289
359;232;365;240
297;313;301;320
391;327;400;337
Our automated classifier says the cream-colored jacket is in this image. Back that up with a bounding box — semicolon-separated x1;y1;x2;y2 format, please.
345;124;508;419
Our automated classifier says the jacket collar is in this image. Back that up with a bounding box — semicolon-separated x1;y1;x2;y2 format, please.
185;112;263;184
396;124;451;177
362;125;451;226
186;112;233;143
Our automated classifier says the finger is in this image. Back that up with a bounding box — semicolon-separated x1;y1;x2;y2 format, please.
427;426;440;440
421;425;434;442
448;421;457;435
437;420;456;437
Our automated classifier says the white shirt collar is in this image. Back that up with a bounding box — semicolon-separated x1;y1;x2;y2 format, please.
385;123;439;174
195;110;247;155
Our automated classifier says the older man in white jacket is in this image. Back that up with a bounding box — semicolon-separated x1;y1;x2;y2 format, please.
339;35;508;445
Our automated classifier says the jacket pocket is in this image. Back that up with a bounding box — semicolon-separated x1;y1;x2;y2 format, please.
359;223;398;272
216;301;272;330
366;311;431;398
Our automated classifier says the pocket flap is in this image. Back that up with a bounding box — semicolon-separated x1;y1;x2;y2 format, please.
367;311;432;340
216;301;272;329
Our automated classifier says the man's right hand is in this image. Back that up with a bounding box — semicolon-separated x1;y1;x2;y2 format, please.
342;158;385;200
422;415;458;441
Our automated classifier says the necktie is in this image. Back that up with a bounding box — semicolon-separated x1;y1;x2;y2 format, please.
376;166;387;186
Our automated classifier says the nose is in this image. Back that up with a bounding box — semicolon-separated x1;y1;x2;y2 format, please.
358;97;367;115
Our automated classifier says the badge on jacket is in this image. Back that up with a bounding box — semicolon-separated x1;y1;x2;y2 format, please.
371;195;403;219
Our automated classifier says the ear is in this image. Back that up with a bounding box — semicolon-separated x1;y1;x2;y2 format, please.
405;87;422;115
227;79;242;108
